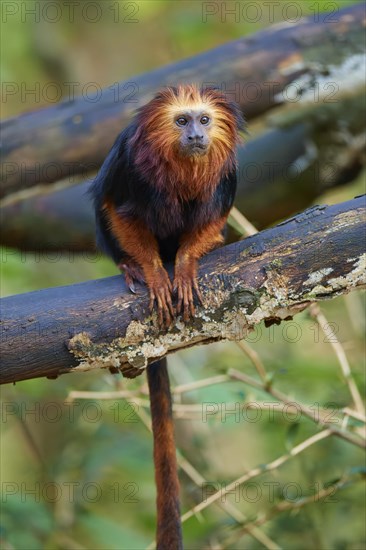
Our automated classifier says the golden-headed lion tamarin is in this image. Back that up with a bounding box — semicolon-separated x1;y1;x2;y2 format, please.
91;84;244;549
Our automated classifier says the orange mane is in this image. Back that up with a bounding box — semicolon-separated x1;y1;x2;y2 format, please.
130;85;244;202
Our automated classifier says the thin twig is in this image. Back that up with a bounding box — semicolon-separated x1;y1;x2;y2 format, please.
177;453;281;550
342;407;366;424
229;206;258;237
229;368;365;449
236;340;268;382
309;303;365;415
133;393;280;550
68;386;365;440
67;389;139;401
78;376;281;550
155;399;343;421
173;375;230;395
181;429;332;522
224;474;357;545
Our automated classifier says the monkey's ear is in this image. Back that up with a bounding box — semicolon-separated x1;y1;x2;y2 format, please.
227;99;246;133
220;92;246;133
202;86;246;133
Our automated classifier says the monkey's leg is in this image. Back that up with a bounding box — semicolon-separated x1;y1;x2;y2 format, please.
103;202;174;326
174;218;226;321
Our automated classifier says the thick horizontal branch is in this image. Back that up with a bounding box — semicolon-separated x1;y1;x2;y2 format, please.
1;2;364;196
1;196;365;385
2;99;365;251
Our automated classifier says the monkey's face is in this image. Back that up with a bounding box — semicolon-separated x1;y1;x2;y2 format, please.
174;110;211;157
134;85;244;168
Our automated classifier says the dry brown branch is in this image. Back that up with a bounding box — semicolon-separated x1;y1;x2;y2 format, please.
1;2;363;196
309;303;365;415
224;473;360;546
125;389;280;550
229;368;365;449
1;196;365;385
228;207;258;238
236;340;267;382
68;389;361;429
67;389;139;401
342;407;366;424
65;287;365;548
181;429;333;522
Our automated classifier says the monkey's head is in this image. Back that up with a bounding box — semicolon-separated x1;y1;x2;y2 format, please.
133;85;244;163
131;85;245;197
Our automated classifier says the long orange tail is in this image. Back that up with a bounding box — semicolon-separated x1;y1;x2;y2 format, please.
147;359;183;550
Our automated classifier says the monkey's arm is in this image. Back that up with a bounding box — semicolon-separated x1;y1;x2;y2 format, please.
174;169;237;320
103;201;174;326
174;216;227;320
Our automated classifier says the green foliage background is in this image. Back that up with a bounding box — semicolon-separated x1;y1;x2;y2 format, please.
1;1;364;549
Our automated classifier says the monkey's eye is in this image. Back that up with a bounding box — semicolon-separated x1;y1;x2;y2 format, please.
176;117;187;126
200;116;210;125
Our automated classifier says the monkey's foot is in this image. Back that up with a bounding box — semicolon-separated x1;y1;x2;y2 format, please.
173;266;203;322
119;259;145;293
147;268;174;328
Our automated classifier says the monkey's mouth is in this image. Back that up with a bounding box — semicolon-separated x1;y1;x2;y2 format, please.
179;143;209;157
189;144;208;155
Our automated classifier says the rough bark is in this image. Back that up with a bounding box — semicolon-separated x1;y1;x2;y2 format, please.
1;196;365;385
1;2;364;197
2;97;365;251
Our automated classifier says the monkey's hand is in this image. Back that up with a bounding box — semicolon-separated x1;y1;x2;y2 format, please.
118;258;145;294
146;266;175;328
121;259;174;327
173;258;203;322
173;220;226;321
102;204;174;327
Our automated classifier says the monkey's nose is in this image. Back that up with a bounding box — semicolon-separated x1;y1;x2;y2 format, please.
188;135;204;143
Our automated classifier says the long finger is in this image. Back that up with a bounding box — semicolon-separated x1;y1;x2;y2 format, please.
188;285;195;317
176;283;183;314
165;288;175;318
156;293;165;327
183;285;190;322
193;279;203;304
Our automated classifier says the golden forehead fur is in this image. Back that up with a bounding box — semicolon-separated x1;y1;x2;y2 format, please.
157;85;227;120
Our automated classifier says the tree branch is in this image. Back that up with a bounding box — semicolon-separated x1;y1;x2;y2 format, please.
1;2;364;196
2;107;365;251
0;196;365;385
